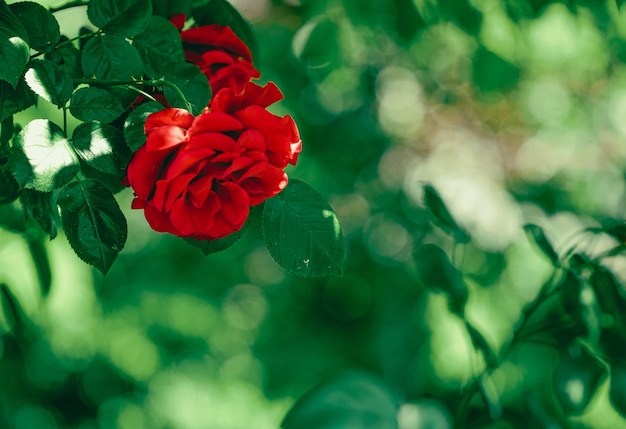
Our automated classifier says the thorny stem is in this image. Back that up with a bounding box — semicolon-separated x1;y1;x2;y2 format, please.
31;31;100;60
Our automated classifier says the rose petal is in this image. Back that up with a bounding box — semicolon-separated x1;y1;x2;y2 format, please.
145;108;194;135
181;25;252;62
145;125;187;152
191;111;243;134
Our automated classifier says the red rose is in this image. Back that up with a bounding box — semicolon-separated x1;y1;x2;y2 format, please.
125;107;301;240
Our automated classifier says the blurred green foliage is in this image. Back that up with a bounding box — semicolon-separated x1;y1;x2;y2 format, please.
3;0;626;428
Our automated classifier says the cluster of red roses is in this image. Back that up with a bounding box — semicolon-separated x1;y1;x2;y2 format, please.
125;16;301;240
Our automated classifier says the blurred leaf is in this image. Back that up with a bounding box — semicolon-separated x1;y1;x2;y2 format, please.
26;238;51;296
414;243;468;315
134;16;185;78
9;1;59;53
70;87;124;123
0;0;30;88
423;184;470;243
87;0;153;37
439;0;482;34
24;59;74;107
0;78;36;122
553;341;608;415
184;217;249;255
0;284;19;335
162;62;211;115
466;322;497;366
123;101;164;151
192;0;259;62
263;179;345;277
523;224;559;266
71;121;126;176
609;365;626;419
11;119;80;192
472;46;520;94
282;371;399;429
20;189;58;239
81;35;143;80
292;16;341;79
57;179;127;274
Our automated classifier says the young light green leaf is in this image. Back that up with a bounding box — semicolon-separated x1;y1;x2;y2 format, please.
192;0;259;62
423;184;470;243
263;179;345;277
134;16;185;78
9;1;60;53
70;87;124;123
11;119;79;192
123;101;163;151
0;78;36;122
523;223;559;266
162;62;211;115
81;35;143;80
87;0;152;37
414;243;468;315
24;59;74;107
282;371;399;429
71;121;125;175
57;179;127;274
0;0;30;88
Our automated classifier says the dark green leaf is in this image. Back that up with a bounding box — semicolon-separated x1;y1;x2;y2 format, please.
9;1;59;52
263;179;345;277
0;115;13;144
553;341;607;415
162;62;211;115
184;217;249;255
134;16;185;78
523;224;559;266
414;243;468;315
87;0;152;37
11;119;79;192
0;283;21;335
81;35;143;80
610;365;626;419
57;179;127;274
282;371;398;429
423;184;470;243
0;142;20;204
151;0;192;17
45;38;82;78
0;0;29;87
192;0;259;62
24;59;74;107
472;46;520;93
70;87;124;123
27;238;51;296
71;121;125;176
123;101;163;151
20;189;58;239
0;78;36;122
466;322;497;367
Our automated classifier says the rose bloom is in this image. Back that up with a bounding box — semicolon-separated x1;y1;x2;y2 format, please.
125;107;301;240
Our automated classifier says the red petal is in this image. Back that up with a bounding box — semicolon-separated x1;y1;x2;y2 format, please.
145;108;194;135
145;125;187;152
180;25;252;61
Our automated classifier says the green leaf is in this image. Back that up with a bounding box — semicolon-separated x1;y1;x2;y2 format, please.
57;179;127;274
0;78;36;122
9;1;59;53
472;46;520;93
45;38;82;78
71;121;126;176
11;119;79;192
184;217;249;255
192;0;259;62
24;59;74;107
81;34;143;80
282;371;399;429
20;189;58;239
0;0;29;88
87;0;152;37
423;184;470;243
134;16;185;78
263;179;345;277
151;0;192;18
610;365;626;419
523;224;559;266
553;341;607;415
70;87;124;123
162;62;211;115
0;142;20;204
292;16;340;79
27;238;51;296
414;243;468;315
123;101;163;151
0;283;22;335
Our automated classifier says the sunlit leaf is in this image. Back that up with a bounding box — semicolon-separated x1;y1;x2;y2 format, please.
11;119;79;192
57;179;127;274
71;122;126;176
263;179;345;277
24;59;74;107
87;0;152;37
9;1;59;52
282;371;399;429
